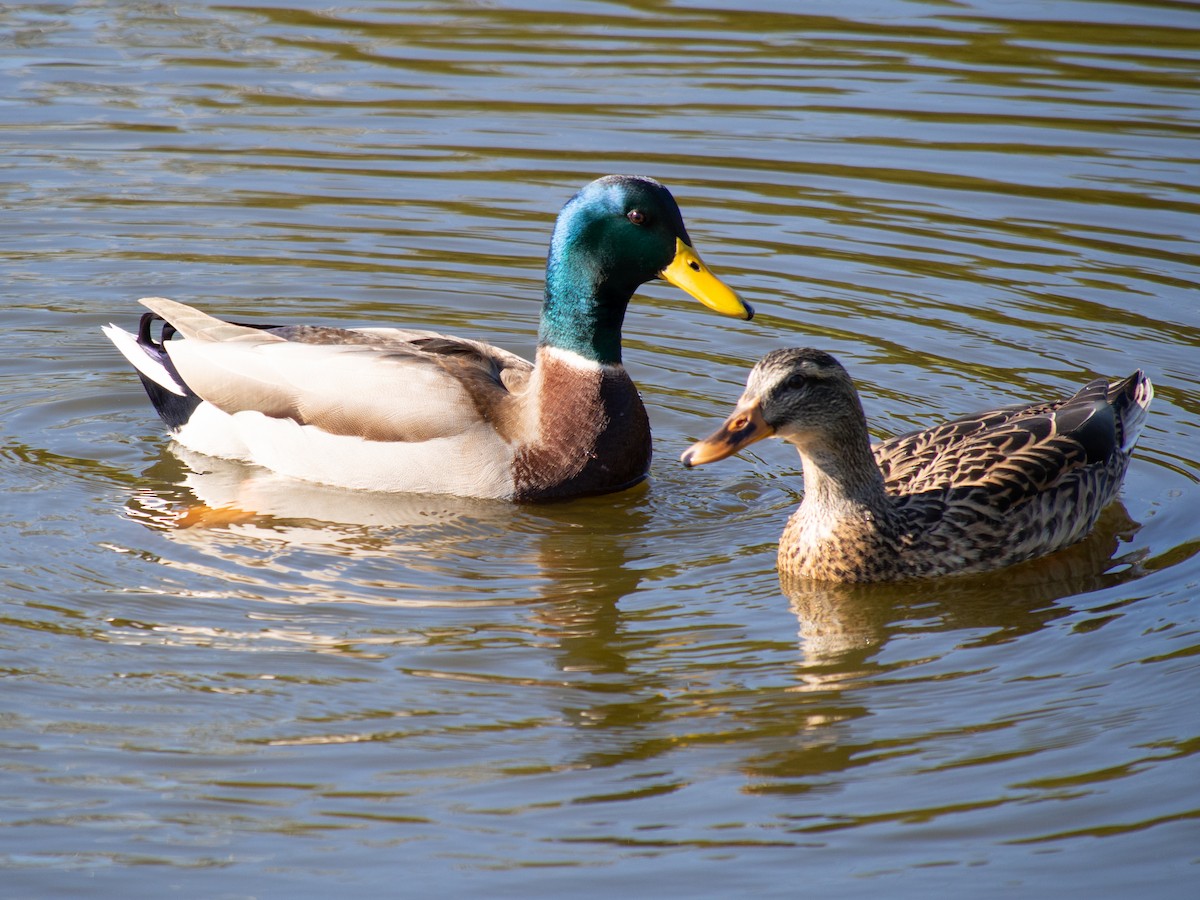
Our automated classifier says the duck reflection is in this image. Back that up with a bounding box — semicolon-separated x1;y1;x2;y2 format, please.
129;445;522;556
126;443;644;655
781;501;1146;673
725;503;1150;787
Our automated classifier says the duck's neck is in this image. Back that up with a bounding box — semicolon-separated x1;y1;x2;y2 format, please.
778;407;911;581
538;243;638;366
794;425;893;529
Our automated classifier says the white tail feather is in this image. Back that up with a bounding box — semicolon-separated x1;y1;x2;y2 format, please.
1119;372;1154;454
102;323;187;396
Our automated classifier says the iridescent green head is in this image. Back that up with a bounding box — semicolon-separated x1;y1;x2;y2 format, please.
539;175;752;365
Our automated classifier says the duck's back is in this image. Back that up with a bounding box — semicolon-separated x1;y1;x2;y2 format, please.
867;371;1153;578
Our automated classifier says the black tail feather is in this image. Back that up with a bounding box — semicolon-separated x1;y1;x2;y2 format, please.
135;313;201;430
134;312;285;431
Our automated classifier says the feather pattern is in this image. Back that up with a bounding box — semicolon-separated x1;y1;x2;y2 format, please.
683;348;1152;582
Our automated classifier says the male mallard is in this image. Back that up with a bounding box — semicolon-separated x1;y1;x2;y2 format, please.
682;348;1152;582
104;175;753;501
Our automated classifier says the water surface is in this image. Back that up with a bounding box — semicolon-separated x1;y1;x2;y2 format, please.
2;1;1198;897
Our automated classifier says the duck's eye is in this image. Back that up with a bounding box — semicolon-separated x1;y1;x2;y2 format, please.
785;373;808;391
627;209;646;225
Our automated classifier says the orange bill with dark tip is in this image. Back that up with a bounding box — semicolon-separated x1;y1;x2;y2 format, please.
681;398;774;467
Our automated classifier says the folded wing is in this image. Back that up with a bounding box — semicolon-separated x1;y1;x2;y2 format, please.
875;374;1149;511
142;297;533;445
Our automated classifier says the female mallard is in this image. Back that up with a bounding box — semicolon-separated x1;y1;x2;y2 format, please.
104;175;753;501
681;348;1152;582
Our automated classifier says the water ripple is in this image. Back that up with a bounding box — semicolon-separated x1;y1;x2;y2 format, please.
2;1;1198;896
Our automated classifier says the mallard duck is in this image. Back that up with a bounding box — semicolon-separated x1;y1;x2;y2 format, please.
104;175;753;501
681;348;1152;582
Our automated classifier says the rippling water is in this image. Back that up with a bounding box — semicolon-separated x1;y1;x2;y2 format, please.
2;1;1198;896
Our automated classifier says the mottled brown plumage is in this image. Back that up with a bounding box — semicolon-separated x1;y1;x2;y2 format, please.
682;348;1153;583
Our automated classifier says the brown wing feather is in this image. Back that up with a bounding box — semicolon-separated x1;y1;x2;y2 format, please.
875;379;1117;512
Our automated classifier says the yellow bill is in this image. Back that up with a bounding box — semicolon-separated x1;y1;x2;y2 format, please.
660;238;754;320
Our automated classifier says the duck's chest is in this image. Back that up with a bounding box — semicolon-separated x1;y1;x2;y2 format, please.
778;504;908;582
512;357;650;502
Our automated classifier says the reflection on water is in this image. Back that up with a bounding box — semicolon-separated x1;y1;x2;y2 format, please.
2;0;1199;896
131;446;525;564
126;444;650;608
111;444;651;681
